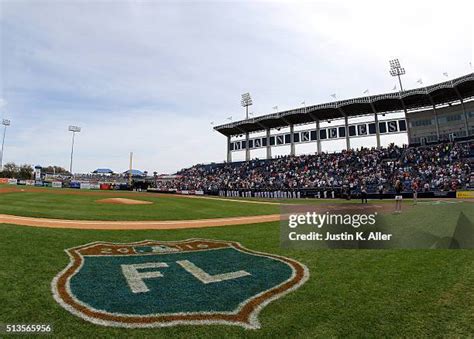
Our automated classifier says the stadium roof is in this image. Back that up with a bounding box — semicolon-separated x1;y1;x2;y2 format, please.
214;73;474;137
93;168;114;174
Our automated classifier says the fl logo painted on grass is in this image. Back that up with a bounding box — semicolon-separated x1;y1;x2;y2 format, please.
52;239;309;329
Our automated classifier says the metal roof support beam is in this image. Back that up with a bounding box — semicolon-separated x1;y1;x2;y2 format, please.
316;120;322;154
369;102;381;149
432;105;440;141
245;132;250;161
266;128;272;159
227;136;232;163
234;126;250;161
337;107;350;150
309;112;321;154
289;124;295;156
256;121;272;159
453;87;470;137
426;93;440;141
398;95;412;145
281;117;295;156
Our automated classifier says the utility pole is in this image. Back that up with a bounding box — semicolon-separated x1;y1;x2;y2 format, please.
0;119;11;171
129;152;133;187
68;125;81;176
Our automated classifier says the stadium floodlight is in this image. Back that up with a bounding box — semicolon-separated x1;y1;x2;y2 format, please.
241;93;253;119
0;119;11;171
68;125;81;176
68;125;81;133
389;58;406;91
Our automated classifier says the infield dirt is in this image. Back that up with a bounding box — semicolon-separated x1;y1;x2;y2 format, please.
96;198;153;205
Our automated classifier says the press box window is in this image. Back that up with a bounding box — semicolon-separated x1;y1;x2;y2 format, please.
320;129;327;140
398;120;407;131
328;128;338;139
349;126;356;136
368;123;376;134
387;121;398;132
338;127;346;138
301;131;310;142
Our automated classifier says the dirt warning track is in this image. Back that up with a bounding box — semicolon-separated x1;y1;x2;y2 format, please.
0;214;280;230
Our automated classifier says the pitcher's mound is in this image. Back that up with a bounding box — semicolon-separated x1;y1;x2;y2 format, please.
96;198;153;205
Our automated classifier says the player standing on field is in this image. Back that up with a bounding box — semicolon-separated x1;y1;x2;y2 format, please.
394;179;403;213
412;179;419;205
361;184;368;204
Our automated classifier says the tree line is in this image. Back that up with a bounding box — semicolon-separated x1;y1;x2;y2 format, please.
0;163;69;180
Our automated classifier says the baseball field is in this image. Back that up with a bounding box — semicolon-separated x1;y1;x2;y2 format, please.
1;185;473;337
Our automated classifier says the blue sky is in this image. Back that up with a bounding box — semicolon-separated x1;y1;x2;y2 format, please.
0;0;472;173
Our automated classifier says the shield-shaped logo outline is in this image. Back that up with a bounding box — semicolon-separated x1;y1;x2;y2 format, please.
52;238;309;329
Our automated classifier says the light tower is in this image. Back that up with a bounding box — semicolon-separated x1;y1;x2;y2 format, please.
0;119;11;171
241;93;253;161
389;58;411;144
241;93;253;119
389;59;406;91
68;125;81;175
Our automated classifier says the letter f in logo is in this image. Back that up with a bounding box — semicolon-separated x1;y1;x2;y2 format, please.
121;263;169;293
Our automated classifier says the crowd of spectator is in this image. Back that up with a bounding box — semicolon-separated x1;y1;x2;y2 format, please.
157;141;473;193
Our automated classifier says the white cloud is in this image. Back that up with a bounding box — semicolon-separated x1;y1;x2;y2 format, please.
0;0;472;173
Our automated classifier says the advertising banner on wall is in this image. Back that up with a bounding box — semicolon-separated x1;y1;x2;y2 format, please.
26;180;35;186
80;182;91;190
100;183;111;190
8;179;17;185
456;190;474;199
52;181;62;188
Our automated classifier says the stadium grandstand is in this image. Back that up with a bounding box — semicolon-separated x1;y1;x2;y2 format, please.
214;73;474;162
149;73;474;199
152;140;472;199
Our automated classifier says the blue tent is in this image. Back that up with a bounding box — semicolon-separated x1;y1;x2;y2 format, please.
93;168;114;174
123;169;144;176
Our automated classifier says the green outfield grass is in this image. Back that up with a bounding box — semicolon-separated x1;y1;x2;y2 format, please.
1;199;473;338
0;190;279;220
2;185;470;223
